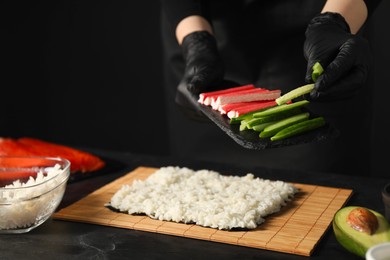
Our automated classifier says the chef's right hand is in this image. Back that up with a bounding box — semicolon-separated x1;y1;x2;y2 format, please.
303;12;371;101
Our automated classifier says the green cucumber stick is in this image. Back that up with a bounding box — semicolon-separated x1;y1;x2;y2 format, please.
230;112;255;125
229;104;278;125
259;112;310;138
275;87;313;105
247;108;302;128
270;117;326;141
252;122;274;132
275;62;324;105
253;100;309;118
311;62;324;82
239;121;249;131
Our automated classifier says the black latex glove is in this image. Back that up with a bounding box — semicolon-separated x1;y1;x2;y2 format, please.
175;30;226;121
304;12;371;101
181;31;224;95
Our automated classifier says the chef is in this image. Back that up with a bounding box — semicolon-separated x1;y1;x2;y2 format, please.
160;0;382;175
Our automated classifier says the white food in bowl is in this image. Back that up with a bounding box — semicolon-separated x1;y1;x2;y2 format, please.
0;159;70;233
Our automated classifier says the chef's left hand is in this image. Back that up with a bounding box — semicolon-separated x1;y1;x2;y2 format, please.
304;12;372;101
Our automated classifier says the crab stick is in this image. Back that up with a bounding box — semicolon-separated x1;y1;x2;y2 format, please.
198;84;255;105
227;101;277;118
212;88;281;110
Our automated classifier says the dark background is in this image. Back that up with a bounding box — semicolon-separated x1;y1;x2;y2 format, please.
2;1;389;177
2;1;168;155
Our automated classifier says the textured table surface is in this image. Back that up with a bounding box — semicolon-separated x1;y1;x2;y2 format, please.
0;149;388;260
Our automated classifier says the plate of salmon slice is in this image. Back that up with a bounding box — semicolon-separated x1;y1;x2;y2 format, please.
0;137;123;183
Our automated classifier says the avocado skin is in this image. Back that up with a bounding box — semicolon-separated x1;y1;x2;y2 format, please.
332;206;390;258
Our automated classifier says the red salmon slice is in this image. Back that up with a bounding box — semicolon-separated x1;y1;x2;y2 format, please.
0;138;37;156
17;138;105;173
0;156;51;168
0;169;38;187
198;84;255;105
0;140;48;186
0;138;69;173
213;89;281;109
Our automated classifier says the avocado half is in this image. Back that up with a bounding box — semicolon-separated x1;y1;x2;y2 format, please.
333;206;390;257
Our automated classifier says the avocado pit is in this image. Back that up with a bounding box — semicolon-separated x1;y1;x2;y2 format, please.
347;207;379;235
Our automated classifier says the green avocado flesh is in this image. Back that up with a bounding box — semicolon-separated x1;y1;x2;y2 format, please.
333;206;390;258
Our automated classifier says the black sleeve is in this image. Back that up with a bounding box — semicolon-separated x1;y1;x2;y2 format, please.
160;0;384;29
364;0;383;16
160;0;210;29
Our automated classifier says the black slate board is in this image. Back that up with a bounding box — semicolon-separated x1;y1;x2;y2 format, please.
198;103;339;150
177;82;340;150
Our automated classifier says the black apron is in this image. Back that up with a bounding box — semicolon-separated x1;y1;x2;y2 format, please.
160;0;373;176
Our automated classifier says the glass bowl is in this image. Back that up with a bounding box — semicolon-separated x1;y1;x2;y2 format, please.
0;156;70;233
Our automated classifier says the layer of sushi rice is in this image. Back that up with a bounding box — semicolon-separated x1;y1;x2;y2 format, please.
108;166;297;230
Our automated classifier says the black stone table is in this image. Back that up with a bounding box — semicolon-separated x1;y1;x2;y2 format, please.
1;149;388;260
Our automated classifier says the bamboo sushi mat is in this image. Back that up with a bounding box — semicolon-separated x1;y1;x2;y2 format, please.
53;166;353;256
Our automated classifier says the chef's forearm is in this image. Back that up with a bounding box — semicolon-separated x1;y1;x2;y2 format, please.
176;15;213;45
321;0;368;34
160;0;211;45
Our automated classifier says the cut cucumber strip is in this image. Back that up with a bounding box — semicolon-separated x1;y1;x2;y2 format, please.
247;108;302;128
253;100;309;118
312;62;324;82
229;105;277;124
275;62;323;105
275;85;314;106
259;112;310;138
230;111;257;125
252;122;274;132
270;117;326;141
239;118;253;131
239;122;249;131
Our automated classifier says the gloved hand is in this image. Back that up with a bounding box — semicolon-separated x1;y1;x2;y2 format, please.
175;30;225;121
180;31;224;95
304;12;372;101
